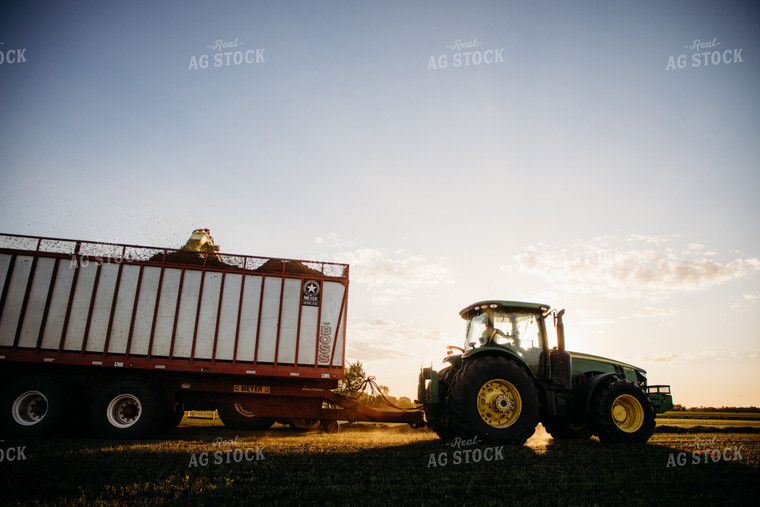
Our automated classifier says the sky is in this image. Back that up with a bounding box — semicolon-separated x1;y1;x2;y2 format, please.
1;0;759;407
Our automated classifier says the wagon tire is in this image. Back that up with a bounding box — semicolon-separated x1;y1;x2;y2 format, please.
158;403;185;433
217;403;275;430
320;420;340;433
90;379;164;439
0;375;69;437
289;418;321;430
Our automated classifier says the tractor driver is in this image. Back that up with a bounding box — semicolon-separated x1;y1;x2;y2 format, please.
481;314;523;352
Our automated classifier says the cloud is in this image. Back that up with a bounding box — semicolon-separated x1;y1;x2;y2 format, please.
729;293;760;311
639;349;740;364
336;247;450;290
633;306;679;318
347;339;413;361
626;233;678;246
346;319;449;360
515;236;760;298
641;352;684;363
366;287;413;305
351;318;448;342
310;238;451;304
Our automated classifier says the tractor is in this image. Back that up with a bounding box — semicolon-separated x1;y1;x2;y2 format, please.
418;301;673;444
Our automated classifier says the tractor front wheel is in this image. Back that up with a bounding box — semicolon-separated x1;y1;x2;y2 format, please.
448;356;538;444
590;379;656;443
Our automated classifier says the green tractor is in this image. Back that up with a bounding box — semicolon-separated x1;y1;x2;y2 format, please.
418;301;673;444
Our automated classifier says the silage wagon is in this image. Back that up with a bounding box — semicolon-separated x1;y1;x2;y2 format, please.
0;233;423;438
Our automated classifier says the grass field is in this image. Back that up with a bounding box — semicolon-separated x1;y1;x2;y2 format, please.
1;412;758;506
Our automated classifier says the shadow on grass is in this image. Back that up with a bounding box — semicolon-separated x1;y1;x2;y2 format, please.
655;425;760;433
1;428;758;506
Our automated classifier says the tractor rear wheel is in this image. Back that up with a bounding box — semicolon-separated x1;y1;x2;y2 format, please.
590;379;656;443
448;356;538;444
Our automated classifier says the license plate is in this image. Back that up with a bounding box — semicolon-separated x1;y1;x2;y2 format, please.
233;385;270;394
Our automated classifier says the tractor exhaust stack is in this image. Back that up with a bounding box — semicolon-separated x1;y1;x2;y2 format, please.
556;309;566;351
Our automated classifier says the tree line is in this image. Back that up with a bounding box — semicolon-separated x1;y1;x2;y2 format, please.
669;404;759;412
334;361;417;410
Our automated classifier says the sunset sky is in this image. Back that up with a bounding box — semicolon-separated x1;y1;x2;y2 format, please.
1;1;758;407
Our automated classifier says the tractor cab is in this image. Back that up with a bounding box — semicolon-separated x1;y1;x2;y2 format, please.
459;301;573;389
462;303;546;375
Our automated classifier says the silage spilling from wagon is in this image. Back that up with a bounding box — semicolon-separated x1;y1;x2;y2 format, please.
147;250;323;276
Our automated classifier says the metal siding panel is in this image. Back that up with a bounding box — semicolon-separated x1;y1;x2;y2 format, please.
332;306;346;367
215;273;241;361
18;257;56;348
108;264;140;354
129;266;160;356
173;270;201;358
277;278;301;364
297;306;318;366
236;275;262;362
0;254;11;300
86;263;119;353
0;256;34;346
151;268;181;357
194;271;222;360
63;263;98;351
0;235;349;379
256;277;281;363
318;282;345;365
40;260;75;350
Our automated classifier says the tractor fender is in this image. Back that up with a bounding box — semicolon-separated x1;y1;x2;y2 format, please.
461;346;536;379
443;354;462;370
578;373;619;417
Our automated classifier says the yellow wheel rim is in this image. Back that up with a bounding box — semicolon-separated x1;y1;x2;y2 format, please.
476;379;522;428
611;394;644;433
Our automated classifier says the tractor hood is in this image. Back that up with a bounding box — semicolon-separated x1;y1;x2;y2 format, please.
569;351;647;376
